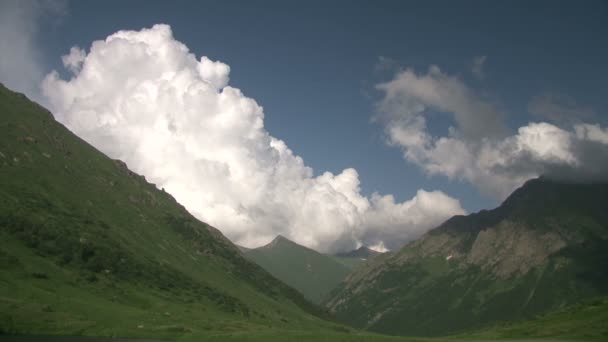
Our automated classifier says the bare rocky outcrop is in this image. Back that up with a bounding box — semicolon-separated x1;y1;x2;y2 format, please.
467;221;567;278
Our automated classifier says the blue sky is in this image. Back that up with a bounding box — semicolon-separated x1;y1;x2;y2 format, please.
38;0;608;212
2;0;607;251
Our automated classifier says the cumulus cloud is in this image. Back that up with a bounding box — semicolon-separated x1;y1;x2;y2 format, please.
376;66;608;199
41;24;465;252
0;0;66;103
360;190;464;250
471;55;487;80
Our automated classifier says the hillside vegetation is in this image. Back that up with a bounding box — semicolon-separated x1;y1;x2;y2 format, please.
0;84;345;339
458;297;608;340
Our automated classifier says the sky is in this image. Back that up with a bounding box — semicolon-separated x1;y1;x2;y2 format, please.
1;0;607;252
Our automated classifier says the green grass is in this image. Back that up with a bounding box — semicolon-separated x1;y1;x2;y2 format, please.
179;331;424;342
459;297;608;340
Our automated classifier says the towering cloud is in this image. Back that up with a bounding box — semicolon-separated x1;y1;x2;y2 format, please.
42;25;464;252
376;65;608;199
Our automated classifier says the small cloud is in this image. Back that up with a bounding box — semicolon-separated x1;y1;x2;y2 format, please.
471;55;487;80
61;46;86;74
368;241;388;253
528;92;596;125
374;56;400;73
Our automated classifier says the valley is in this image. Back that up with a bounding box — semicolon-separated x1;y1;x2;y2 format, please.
1;84;607;341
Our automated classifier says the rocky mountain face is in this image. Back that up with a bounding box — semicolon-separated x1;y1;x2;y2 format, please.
325;178;608;336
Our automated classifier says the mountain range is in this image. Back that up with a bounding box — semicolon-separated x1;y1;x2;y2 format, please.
1;83;607;340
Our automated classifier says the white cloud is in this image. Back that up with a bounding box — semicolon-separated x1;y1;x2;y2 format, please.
361;190;465;250
575;124;608;144
0;0;66;104
41;24;465;252
471;55;487;80
61;46;86;74
376;66;608;199
377;65;507;142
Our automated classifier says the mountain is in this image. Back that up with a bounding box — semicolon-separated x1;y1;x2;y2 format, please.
244;235;352;304
0;84;352;339
236;244;252;253
325;177;608;336
332;246;383;269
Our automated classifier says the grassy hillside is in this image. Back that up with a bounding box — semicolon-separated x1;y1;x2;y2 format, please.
325;178;608;337
244;236;351;303
0;84;352;339
461;297;608;340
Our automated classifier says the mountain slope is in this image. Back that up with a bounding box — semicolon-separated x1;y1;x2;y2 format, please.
244;235;352;303
332;246;383;270
459;297;608;340
0;84;342;338
325;178;608;336
335;247;382;259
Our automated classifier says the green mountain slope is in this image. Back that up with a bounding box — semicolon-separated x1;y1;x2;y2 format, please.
244;235;352;304
460;297;608;340
0;84;346;339
325;178;608;336
332;247;383;270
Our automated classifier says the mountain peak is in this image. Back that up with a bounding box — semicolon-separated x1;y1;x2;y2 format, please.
273;234;289;241
263;234;297;249
272;234;290;243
